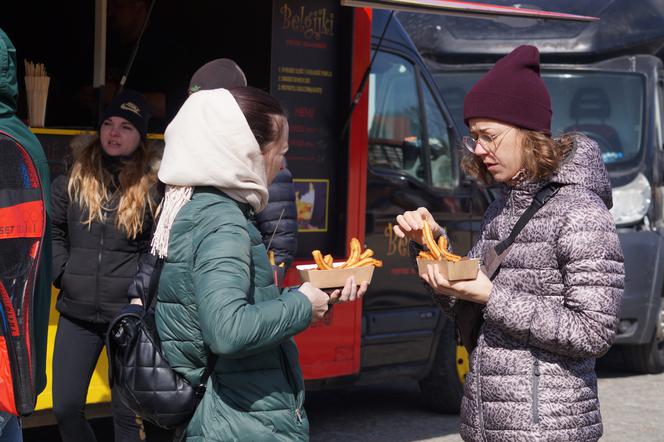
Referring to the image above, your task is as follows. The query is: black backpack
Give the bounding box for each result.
[106,253,217,430]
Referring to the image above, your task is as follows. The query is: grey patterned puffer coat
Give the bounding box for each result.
[433,135,624,441]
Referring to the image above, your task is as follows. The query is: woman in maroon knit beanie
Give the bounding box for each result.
[395,45,624,441]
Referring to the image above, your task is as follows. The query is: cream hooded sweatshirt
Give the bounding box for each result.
[152,88,269,257]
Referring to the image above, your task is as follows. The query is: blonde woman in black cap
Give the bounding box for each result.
[395,45,624,441]
[51,90,160,442]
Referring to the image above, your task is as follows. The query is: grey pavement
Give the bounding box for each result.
[21,369,664,441]
[598,371,664,442]
[307,370,664,442]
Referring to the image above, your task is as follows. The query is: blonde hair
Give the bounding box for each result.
[67,136,160,239]
[462,129,575,185]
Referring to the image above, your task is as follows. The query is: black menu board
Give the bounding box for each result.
[270,0,352,258]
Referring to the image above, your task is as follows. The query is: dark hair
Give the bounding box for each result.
[229,87,287,150]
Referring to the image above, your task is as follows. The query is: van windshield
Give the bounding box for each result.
[434,69,646,166]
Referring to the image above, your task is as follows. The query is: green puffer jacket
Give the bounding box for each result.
[155,187,312,441]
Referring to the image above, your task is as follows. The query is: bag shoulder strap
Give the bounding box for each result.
[196,354,218,397]
[484,182,563,279]
[495,182,563,255]
[146,258,164,309]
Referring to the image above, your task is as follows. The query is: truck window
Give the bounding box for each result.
[433,71,484,134]
[421,80,454,188]
[368,51,426,184]
[545,71,645,165]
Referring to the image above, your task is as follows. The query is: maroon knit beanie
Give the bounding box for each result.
[463,45,552,135]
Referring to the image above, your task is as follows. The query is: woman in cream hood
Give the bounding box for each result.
[153,87,367,441]
[157,87,269,216]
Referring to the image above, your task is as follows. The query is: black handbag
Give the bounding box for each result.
[106,253,217,430]
[456,183,563,354]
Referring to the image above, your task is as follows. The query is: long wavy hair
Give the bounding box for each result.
[462,129,575,185]
[67,135,160,239]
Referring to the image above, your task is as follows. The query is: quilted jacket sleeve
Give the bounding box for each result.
[192,213,312,359]
[484,198,624,359]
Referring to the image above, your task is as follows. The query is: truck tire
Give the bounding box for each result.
[418,320,468,414]
[621,297,664,374]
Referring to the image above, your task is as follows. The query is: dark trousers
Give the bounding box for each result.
[52,315,145,442]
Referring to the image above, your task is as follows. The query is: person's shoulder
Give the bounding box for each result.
[184,192,250,249]
[49,174,71,207]
[554,185,615,231]
[556,183,605,209]
[51,174,69,191]
[188,190,247,226]
[270,167,294,184]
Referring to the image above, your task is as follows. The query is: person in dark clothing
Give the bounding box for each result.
[50,90,160,442]
[189,59,298,277]
[0,28,52,442]
[255,160,298,270]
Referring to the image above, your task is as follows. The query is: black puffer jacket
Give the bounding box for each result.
[255,167,297,268]
[51,167,157,324]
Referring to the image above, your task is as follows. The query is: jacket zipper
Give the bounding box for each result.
[476,343,485,441]
[96,218,105,318]
[532,356,541,424]
[279,346,302,424]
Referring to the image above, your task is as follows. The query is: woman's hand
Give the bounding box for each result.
[130,298,143,306]
[298,282,330,323]
[421,263,493,305]
[327,276,369,305]
[394,207,442,245]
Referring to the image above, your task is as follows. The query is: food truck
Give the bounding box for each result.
[400,0,664,374]
[0,0,594,425]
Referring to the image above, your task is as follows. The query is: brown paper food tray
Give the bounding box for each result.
[416,258,480,281]
[296,263,375,289]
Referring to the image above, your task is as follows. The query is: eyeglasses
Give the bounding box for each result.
[462,127,513,154]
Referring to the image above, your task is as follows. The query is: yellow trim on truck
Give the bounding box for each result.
[29,127,165,140]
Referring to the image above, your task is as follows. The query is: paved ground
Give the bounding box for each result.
[306,369,664,442]
[22,368,664,441]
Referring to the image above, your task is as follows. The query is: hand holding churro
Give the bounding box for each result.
[394,208,462,262]
[393,207,442,245]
